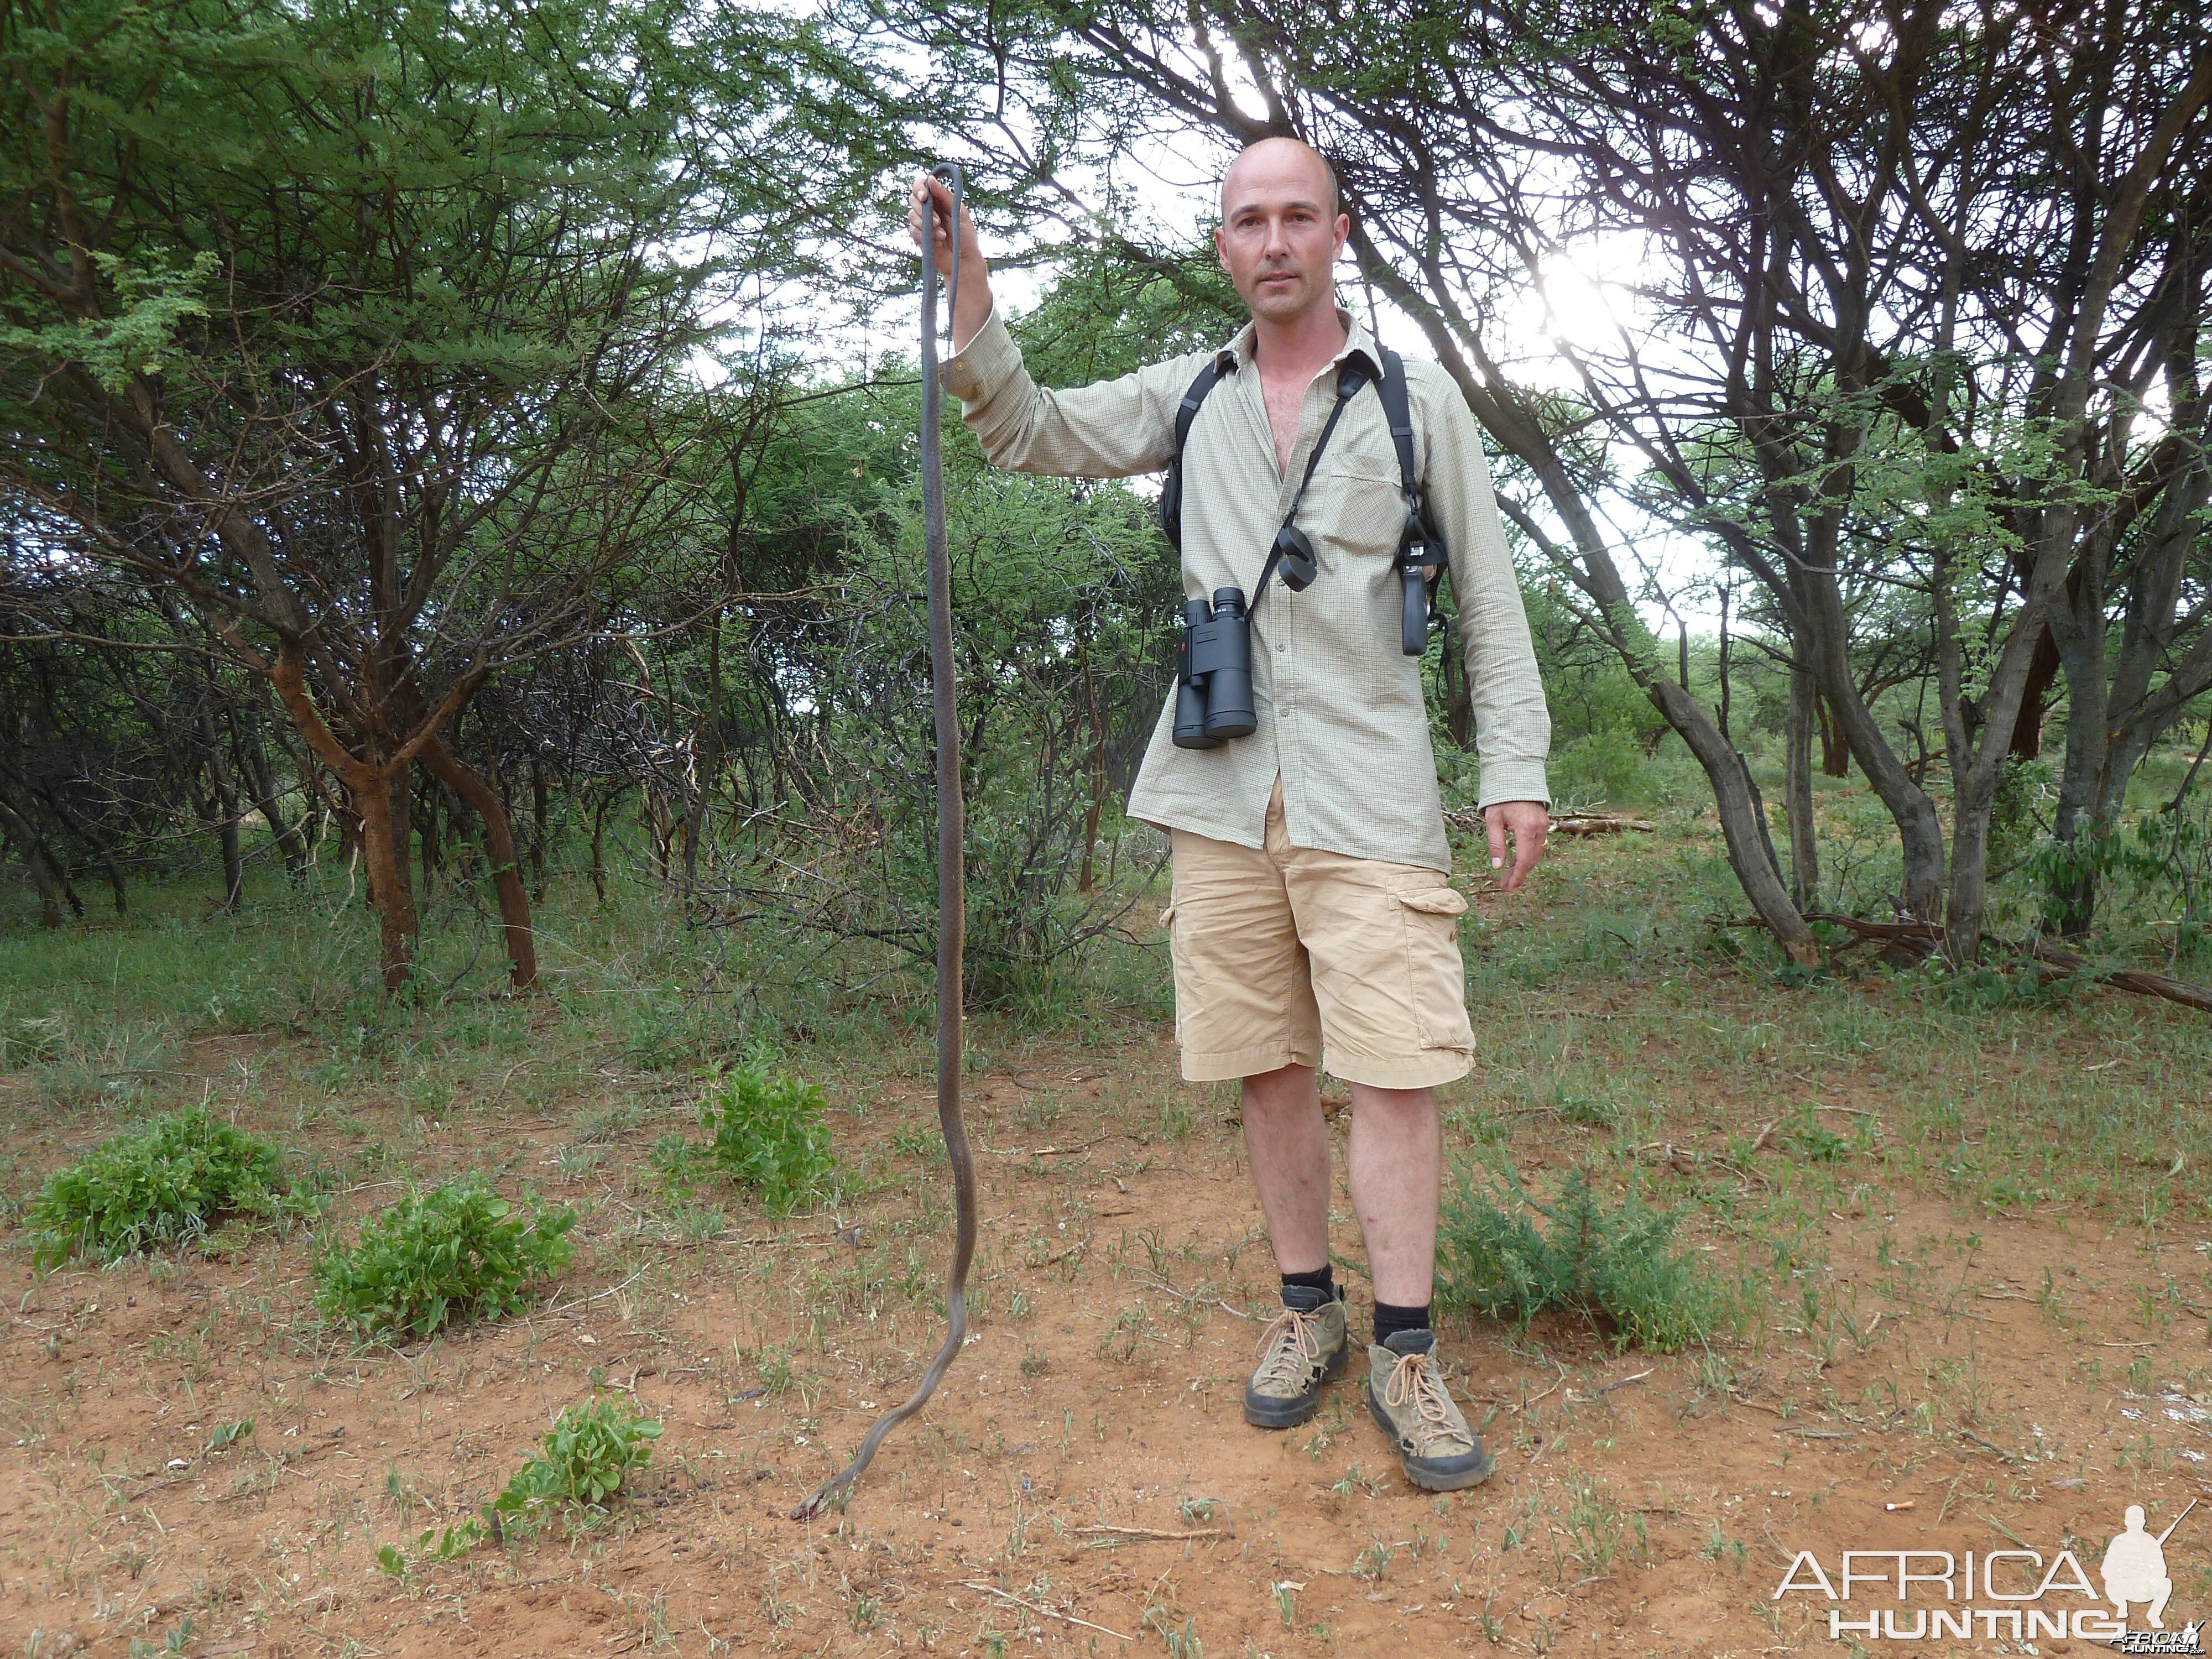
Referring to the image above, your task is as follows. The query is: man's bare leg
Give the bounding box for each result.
[1346,1084,1441,1307]
[1240,1062,1331,1274]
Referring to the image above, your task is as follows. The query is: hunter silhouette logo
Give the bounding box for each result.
[1774,1496,2201,1648]
[2103,1500,2201,1656]
[2105,1500,2192,1626]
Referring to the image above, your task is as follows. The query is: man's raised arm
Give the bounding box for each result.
[907,173,1197,481]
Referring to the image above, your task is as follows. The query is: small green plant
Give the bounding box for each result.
[696,1062,836,1214]
[204,1417,254,1453]
[314,1178,575,1340]
[491,1395,662,1533]
[1434,1156,1720,1352]
[648,1132,706,1192]
[24,1105,297,1266]
[127,1618,192,1657]
[377,1396,662,1569]
[1784,1109,1849,1163]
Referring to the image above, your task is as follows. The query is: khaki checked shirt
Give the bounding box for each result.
[944,304,1551,872]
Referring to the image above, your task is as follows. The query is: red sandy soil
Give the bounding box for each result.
[3,1024,2209,1657]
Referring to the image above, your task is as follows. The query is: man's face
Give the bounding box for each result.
[1215,147,1349,327]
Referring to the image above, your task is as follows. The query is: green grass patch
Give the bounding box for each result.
[1434,1157,1720,1352]
[315,1178,575,1340]
[696,1060,836,1214]
[24,1105,300,1267]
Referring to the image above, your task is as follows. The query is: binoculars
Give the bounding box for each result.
[1173,588,1258,748]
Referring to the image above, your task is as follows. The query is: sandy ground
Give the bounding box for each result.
[3,1004,2210,1657]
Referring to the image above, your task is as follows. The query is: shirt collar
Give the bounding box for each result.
[1216,306,1382,381]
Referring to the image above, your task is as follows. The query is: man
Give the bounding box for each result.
[908,137,1551,1493]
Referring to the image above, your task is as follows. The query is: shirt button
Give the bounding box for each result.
[1274,639,1286,653]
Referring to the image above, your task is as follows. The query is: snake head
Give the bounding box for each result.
[790,1479,851,1522]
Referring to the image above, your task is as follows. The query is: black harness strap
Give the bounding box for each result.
[1158,361,1223,554]
[1379,348,1447,655]
[1160,344,1443,654]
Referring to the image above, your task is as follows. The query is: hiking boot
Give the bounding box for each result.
[1241,1285,1349,1428]
[1366,1329,1494,1491]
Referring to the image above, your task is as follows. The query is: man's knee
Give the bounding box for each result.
[1349,1082,1436,1117]
[1243,1063,1317,1113]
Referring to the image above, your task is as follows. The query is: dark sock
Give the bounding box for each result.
[1281,1264,1337,1302]
[1373,1300,1432,1347]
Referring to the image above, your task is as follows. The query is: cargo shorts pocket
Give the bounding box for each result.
[1393,885,1474,1050]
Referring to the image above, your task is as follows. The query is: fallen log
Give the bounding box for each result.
[1804,913,2212,1017]
[2025,942,2212,1015]
[1445,808,1657,838]
[1550,814,1657,835]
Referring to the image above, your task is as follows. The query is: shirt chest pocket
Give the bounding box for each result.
[1308,457,1408,560]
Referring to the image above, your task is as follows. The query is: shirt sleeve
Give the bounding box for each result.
[1417,367,1553,808]
[942,304,1198,479]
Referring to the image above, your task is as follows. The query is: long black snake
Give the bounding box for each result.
[794,164,978,1522]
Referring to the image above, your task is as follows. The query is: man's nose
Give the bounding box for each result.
[1262,214,1293,258]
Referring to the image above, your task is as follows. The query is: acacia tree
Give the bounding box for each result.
[0,0,736,988]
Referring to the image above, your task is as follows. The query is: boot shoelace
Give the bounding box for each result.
[1382,1350,1465,1444]
[1252,1305,1325,1385]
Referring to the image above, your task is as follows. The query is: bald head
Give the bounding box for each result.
[1222,137,1339,221]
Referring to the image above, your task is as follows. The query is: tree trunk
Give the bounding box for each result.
[98,850,127,914]
[198,711,246,913]
[422,737,538,988]
[589,790,609,904]
[2009,625,2060,761]
[1077,638,1106,891]
[530,758,549,901]
[1944,760,2002,965]
[354,769,418,994]
[1813,695,1850,778]
[231,709,307,881]
[1443,607,1475,750]
[682,773,703,890]
[417,769,441,892]
[0,794,67,928]
[24,848,66,928]
[2046,620,2110,938]
[1647,679,1819,967]
[1786,666,1820,910]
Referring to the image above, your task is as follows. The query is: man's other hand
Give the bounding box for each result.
[1483,801,1548,893]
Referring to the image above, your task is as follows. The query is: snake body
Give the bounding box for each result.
[794,166,977,1522]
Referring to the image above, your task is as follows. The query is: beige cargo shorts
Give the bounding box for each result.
[1161,778,1475,1089]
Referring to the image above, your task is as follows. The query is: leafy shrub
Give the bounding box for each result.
[315,1179,574,1340]
[492,1395,662,1529]
[697,1062,836,1214]
[1434,1158,1719,1352]
[24,1105,296,1267]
